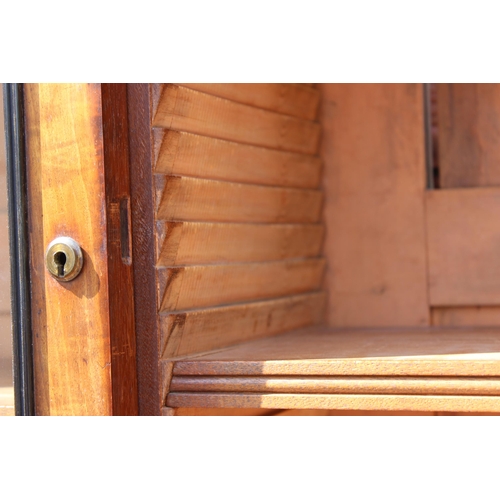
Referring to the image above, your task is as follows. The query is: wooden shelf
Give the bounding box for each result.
[166,326,500,412]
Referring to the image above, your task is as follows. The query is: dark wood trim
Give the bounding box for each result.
[4,83,35,415]
[127,84,160,415]
[101,84,139,415]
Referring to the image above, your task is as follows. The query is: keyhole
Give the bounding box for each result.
[54,251,67,278]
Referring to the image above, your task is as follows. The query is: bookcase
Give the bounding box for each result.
[151,84,500,416]
[23,83,500,415]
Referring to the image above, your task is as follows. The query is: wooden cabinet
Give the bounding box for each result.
[22,83,500,415]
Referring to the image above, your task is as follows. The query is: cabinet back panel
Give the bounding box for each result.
[320,84,430,327]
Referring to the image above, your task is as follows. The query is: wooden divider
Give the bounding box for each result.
[320,84,430,327]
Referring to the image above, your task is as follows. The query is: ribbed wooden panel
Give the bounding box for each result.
[158,258,325,312]
[157,222,324,266]
[160,292,326,358]
[152,84,326,365]
[155,131,322,188]
[153,85,320,154]
[157,176,323,223]
[178,83,320,120]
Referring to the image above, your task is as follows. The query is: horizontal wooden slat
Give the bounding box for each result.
[426,188,500,306]
[157,176,323,224]
[170,376,500,396]
[160,292,326,358]
[153,85,320,154]
[178,84,320,120]
[155,131,322,188]
[432,307,500,327]
[159,258,325,312]
[170,407,275,416]
[166,392,500,412]
[173,326,500,377]
[157,222,324,266]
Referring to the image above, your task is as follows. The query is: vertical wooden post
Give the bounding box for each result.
[101,84,138,415]
[25,84,139,415]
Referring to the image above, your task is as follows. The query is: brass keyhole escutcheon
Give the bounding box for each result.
[45,237,83,282]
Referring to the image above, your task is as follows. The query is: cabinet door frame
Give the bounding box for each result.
[19,83,152,415]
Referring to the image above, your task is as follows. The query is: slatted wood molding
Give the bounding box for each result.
[166,393,500,413]
[170,376,500,396]
[160,292,326,358]
[155,131,322,188]
[156,176,323,223]
[158,258,325,312]
[153,85,321,154]
[177,83,320,120]
[157,222,324,266]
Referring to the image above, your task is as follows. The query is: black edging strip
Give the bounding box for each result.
[423,83,434,190]
[3,83,34,416]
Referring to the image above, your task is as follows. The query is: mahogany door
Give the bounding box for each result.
[23,84,147,416]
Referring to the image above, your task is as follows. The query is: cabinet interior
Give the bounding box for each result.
[151,84,500,414]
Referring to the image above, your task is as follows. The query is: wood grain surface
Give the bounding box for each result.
[173,326,500,377]
[155,130,322,188]
[153,85,321,154]
[178,83,320,120]
[166,392,500,412]
[437,84,500,188]
[128,84,161,415]
[156,176,323,224]
[160,292,326,358]
[157,222,324,266]
[159,258,325,312]
[426,188,500,306]
[25,84,112,415]
[101,84,138,415]
[170,375,500,395]
[320,84,429,327]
